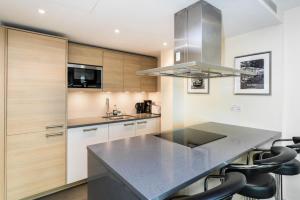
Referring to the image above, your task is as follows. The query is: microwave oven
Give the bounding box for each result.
[68,63,103,88]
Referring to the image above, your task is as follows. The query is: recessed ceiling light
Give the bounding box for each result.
[163,42,168,46]
[38,9,46,14]
[114,29,120,34]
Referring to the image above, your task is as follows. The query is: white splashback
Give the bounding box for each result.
[68,91,160,119]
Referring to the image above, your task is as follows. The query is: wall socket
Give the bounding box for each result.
[231,105,241,112]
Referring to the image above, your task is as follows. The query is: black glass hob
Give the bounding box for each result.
[154,128,227,148]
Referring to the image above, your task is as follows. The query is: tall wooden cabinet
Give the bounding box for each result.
[0,27,6,200]
[5,29,67,200]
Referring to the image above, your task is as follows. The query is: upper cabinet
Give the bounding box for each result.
[123,54,142,92]
[103,51,124,92]
[140,57,158,92]
[7,29,67,135]
[68,43,103,66]
[68,42,158,92]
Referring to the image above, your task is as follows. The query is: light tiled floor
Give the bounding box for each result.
[37,184,87,200]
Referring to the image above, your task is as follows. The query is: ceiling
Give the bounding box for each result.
[0,0,300,57]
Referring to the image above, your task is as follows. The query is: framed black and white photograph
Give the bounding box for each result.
[234,51,271,95]
[187,78,209,94]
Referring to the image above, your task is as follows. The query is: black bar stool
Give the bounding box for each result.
[168,172,246,200]
[252,139,300,200]
[206,146,297,200]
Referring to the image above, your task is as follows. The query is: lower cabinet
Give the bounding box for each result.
[66,118,160,184]
[7,131,66,200]
[67,124,108,184]
[136,118,160,136]
[109,121,136,141]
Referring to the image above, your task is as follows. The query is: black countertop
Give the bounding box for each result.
[68,113,161,128]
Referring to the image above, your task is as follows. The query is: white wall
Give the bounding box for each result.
[183,25,284,131]
[281,7,300,200]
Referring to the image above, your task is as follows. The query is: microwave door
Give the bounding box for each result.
[68,65,102,88]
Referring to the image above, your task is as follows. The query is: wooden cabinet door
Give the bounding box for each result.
[7,30,67,135]
[68,43,103,66]
[103,51,124,92]
[7,131,66,200]
[109,121,136,141]
[67,124,108,184]
[123,55,141,92]
[140,57,158,92]
[0,27,5,200]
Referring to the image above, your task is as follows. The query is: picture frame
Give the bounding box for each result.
[187,78,209,94]
[234,51,271,95]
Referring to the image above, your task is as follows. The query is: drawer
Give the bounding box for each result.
[67,124,108,184]
[109,121,136,141]
[136,118,160,136]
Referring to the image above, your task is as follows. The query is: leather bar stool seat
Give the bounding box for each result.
[239,173,276,199]
[253,152,300,176]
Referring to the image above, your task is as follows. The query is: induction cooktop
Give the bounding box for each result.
[154,128,227,148]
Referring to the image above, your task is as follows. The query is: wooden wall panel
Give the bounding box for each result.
[0,27,6,200]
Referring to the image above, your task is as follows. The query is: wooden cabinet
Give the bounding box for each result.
[103,51,124,92]
[140,57,158,92]
[109,121,136,141]
[5,29,67,200]
[123,54,141,92]
[68,42,158,92]
[136,118,160,136]
[0,27,5,200]
[67,124,108,184]
[68,43,103,66]
[7,131,66,200]
[6,29,67,136]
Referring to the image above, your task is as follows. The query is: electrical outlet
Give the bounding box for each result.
[231,105,241,112]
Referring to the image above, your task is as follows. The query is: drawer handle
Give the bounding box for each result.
[83,128,98,132]
[46,132,64,137]
[46,124,64,129]
[137,121,147,124]
[124,123,135,126]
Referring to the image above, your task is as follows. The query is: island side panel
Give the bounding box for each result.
[88,150,141,200]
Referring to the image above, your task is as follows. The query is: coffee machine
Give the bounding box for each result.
[143,100,152,113]
[135,102,144,114]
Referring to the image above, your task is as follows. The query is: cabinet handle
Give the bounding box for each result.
[124,123,135,126]
[46,124,64,129]
[83,128,98,132]
[137,121,147,124]
[46,132,64,137]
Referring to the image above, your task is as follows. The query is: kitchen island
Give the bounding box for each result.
[87,122,280,200]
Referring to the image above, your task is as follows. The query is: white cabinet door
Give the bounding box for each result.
[136,118,160,136]
[109,121,136,141]
[67,124,108,184]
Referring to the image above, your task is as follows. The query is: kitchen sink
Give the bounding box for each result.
[102,115,135,120]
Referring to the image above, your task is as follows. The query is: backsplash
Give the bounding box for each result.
[68,91,161,119]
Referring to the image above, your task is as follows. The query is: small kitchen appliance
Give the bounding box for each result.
[68,63,102,88]
[135,102,144,114]
[143,100,152,113]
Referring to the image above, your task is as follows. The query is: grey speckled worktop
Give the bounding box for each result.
[67,113,160,128]
[87,122,281,200]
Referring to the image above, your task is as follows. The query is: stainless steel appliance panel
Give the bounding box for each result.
[174,9,188,64]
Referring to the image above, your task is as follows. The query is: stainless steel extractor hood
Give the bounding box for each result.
[137,0,256,78]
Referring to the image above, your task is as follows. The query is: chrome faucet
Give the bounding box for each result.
[105,98,110,116]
